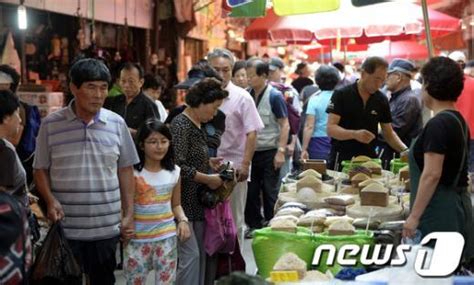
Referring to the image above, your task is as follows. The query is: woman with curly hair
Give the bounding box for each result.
[403,57,474,264]
[170,78,228,285]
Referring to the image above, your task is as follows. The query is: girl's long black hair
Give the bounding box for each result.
[134,118,175,172]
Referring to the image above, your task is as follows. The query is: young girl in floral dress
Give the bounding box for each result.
[124,119,190,284]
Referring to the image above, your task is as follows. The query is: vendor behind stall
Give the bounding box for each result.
[326,56,407,170]
[403,56,474,264]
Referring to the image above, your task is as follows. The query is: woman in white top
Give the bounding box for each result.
[143,74,168,122]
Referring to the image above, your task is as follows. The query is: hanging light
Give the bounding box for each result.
[18,1,27,30]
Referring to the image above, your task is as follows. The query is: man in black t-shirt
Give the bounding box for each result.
[104,62,160,137]
[326,57,407,170]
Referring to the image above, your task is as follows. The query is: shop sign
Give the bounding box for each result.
[312,232,464,277]
[223,0,267,18]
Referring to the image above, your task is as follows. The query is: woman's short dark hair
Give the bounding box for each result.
[232,60,247,77]
[361,56,388,74]
[134,119,175,172]
[69,58,111,88]
[315,65,340,91]
[0,65,20,92]
[0,90,20,124]
[143,74,164,90]
[185,78,228,107]
[421,56,464,102]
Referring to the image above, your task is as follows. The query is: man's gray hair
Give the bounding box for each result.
[207,48,235,67]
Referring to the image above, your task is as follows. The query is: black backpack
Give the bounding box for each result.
[0,190,29,284]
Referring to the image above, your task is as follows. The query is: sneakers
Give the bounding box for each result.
[245,220,270,239]
[244,228,255,239]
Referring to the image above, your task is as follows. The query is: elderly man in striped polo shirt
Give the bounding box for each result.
[33,58,139,285]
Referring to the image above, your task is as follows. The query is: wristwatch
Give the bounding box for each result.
[177,217,189,224]
[278,146,286,153]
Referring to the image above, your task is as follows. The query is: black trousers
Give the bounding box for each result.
[245,149,280,229]
[67,236,119,285]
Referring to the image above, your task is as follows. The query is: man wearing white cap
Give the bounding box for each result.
[449,51,474,178]
[379,59,422,167]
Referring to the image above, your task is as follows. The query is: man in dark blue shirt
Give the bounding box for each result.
[379,59,422,168]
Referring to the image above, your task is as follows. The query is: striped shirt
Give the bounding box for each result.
[33,101,139,241]
[133,166,180,242]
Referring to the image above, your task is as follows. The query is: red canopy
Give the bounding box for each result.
[367,40,437,60]
[245,2,460,44]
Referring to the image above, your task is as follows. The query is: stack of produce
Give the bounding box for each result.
[324,195,356,216]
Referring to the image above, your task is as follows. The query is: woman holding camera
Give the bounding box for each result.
[170,78,227,285]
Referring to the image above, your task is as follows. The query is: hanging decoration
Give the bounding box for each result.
[1,32,21,75]
[75,0,89,50]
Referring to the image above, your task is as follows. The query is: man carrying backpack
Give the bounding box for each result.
[267,57,302,181]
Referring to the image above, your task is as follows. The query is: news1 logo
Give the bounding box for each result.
[312,232,465,277]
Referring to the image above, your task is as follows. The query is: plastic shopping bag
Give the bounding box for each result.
[204,200,237,256]
[30,223,81,285]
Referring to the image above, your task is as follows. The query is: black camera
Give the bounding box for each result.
[199,162,236,208]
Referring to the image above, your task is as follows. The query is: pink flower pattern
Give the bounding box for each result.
[124,238,177,284]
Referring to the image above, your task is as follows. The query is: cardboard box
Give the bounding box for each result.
[360,190,389,207]
[18,92,64,107]
[301,159,327,174]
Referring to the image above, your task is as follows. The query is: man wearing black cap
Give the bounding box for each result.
[291,62,314,94]
[268,57,302,113]
[379,58,422,167]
